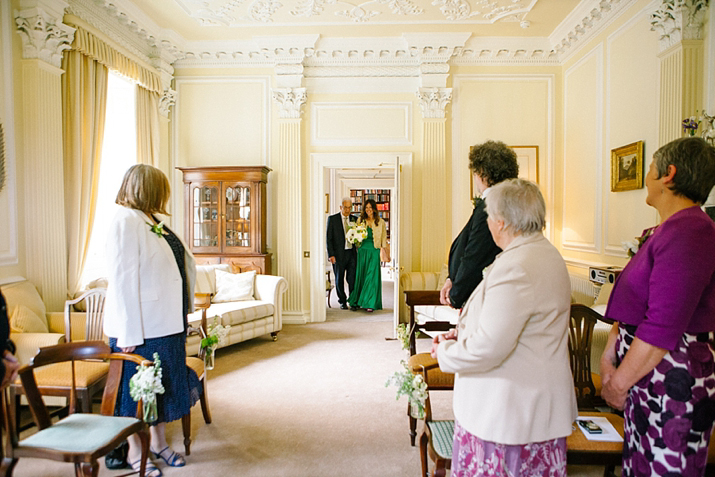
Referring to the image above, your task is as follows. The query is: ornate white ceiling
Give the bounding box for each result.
[172,0,538,26]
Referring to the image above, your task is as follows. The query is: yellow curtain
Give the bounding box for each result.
[136,86,160,167]
[62,49,109,296]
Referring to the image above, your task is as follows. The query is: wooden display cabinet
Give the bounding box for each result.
[178,166,272,274]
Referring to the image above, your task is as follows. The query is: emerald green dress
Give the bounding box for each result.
[348,226,382,310]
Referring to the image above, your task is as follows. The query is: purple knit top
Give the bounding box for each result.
[604,206,715,350]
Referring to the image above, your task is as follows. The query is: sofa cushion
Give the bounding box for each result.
[1,280,47,322]
[189,301,275,328]
[414,305,460,325]
[213,269,256,303]
[195,264,231,295]
[10,304,48,333]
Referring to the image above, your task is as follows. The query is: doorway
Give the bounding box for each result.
[310,153,412,335]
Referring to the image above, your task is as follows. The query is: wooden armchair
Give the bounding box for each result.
[181,292,213,455]
[0,341,150,477]
[10,288,109,431]
[403,291,454,357]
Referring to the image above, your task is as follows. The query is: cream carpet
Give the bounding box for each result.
[12,317,615,477]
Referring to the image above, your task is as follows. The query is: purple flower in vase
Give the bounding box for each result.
[683,117,700,136]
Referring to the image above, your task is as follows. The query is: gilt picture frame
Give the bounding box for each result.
[469,145,539,199]
[611,141,644,192]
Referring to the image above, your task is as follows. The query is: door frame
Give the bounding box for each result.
[310,152,412,327]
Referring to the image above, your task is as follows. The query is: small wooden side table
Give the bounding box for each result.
[567,411,623,477]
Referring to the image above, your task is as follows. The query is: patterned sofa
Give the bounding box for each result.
[186,264,288,355]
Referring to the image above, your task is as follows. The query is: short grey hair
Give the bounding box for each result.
[341,197,352,205]
[485,178,545,235]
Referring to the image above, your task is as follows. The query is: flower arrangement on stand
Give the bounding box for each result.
[386,360,429,419]
[682,110,715,146]
[345,223,368,247]
[200,317,231,370]
[129,352,165,423]
[396,323,411,352]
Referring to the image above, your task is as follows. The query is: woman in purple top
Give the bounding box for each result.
[600,137,715,477]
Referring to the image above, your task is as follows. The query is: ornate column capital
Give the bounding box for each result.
[272,88,307,119]
[15,0,74,68]
[417,88,452,119]
[159,88,177,118]
[651,0,709,52]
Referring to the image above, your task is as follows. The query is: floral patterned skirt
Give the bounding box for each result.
[451,420,567,477]
[617,323,715,477]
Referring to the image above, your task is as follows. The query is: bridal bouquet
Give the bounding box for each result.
[346,223,368,247]
[200,317,231,370]
[129,352,165,423]
[385,360,429,419]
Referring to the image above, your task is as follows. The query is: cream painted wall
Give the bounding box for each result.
[558,0,662,275]
[0,0,24,281]
[451,74,553,244]
[175,79,269,167]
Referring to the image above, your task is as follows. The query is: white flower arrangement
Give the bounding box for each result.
[200,317,231,370]
[396,323,411,351]
[129,352,165,423]
[385,360,429,419]
[621,239,639,258]
[345,223,368,246]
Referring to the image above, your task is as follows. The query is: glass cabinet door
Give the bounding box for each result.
[191,183,220,251]
[224,183,252,251]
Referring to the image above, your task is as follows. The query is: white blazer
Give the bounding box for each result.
[437,233,577,445]
[104,207,196,348]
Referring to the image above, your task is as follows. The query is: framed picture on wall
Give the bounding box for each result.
[469,145,539,199]
[611,141,644,192]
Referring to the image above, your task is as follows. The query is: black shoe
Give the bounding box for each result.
[340,303,348,310]
[350,306,359,311]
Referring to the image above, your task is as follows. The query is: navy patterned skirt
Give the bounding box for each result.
[617,323,715,477]
[110,332,201,425]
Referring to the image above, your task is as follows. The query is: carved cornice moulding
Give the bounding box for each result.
[273,88,307,118]
[651,0,709,52]
[15,2,75,68]
[548,0,635,62]
[58,0,664,73]
[159,87,177,118]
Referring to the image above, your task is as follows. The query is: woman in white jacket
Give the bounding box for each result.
[105,164,199,477]
[432,179,577,476]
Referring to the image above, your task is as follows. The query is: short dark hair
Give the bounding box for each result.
[468,140,519,187]
[653,137,715,204]
[115,164,171,215]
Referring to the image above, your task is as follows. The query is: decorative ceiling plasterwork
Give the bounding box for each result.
[174,0,536,25]
[547,0,634,62]
[650,0,709,52]
[62,0,649,74]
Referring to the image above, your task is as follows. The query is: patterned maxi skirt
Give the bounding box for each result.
[617,323,715,477]
[451,420,567,477]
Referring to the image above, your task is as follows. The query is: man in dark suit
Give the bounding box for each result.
[440,140,519,309]
[327,198,358,309]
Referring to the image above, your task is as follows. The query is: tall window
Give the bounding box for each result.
[79,72,137,287]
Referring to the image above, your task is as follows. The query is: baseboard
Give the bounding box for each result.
[282,312,307,325]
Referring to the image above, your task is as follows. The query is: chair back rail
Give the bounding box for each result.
[64,287,107,343]
[568,304,600,409]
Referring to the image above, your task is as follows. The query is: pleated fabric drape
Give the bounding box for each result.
[136,85,160,167]
[62,49,109,297]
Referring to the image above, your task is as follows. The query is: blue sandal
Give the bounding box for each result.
[152,446,186,467]
[129,457,162,477]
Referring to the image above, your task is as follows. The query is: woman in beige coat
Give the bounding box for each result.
[432,179,577,476]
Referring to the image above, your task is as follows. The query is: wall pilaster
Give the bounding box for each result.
[15,0,74,310]
[272,88,306,318]
[652,0,709,145]
[417,88,451,271]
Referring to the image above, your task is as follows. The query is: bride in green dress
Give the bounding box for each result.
[348,199,387,312]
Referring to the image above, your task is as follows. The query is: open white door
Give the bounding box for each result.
[391,156,401,338]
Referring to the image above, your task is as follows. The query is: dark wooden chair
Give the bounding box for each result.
[182,293,214,455]
[403,290,454,357]
[0,341,150,477]
[416,357,454,477]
